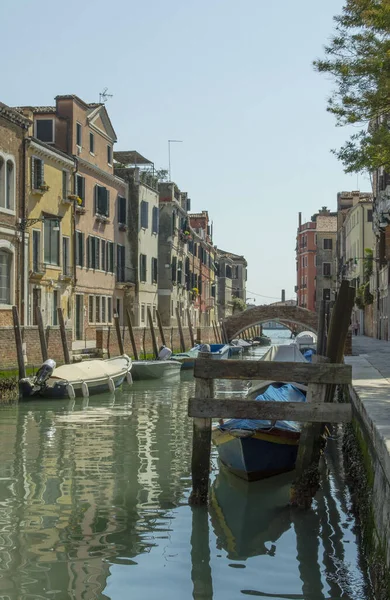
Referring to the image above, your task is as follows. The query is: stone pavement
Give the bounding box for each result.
[352,335,390,380]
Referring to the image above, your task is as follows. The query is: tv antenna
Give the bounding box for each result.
[99,88,113,103]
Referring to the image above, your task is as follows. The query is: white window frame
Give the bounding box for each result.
[0,153,16,215]
[88,294,95,324]
[34,118,55,144]
[140,304,145,323]
[0,240,15,309]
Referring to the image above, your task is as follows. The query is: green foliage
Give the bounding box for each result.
[356,281,373,308]
[314,0,390,173]
[232,297,246,313]
[363,248,374,282]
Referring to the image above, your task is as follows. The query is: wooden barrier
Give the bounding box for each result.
[57,307,71,364]
[176,307,186,352]
[126,309,139,360]
[36,306,48,362]
[187,308,195,347]
[114,314,124,356]
[156,310,166,347]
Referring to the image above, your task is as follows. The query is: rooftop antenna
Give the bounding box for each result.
[99,88,113,103]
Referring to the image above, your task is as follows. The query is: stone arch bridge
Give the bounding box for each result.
[223,305,318,341]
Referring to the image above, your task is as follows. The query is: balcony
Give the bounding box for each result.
[205,297,215,309]
[30,262,46,279]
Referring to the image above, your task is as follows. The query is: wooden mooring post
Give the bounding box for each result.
[188,358,352,506]
[189,349,214,505]
[126,309,139,360]
[57,307,71,364]
[35,306,48,362]
[12,306,26,380]
[186,308,195,348]
[156,309,167,347]
[147,307,159,359]
[114,314,125,356]
[176,307,186,352]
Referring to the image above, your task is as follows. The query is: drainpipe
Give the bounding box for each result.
[20,134,28,325]
[72,156,78,288]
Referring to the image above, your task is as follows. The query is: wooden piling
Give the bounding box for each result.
[170,327,174,352]
[189,349,214,505]
[196,327,201,345]
[147,307,159,359]
[35,305,48,362]
[176,307,186,352]
[57,307,71,364]
[126,309,139,360]
[12,306,26,380]
[212,321,219,343]
[107,325,111,359]
[216,322,222,343]
[142,327,146,360]
[114,314,124,356]
[316,300,326,356]
[187,308,195,347]
[156,309,166,347]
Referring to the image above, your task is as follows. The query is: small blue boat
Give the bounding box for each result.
[212,383,307,481]
[172,343,231,369]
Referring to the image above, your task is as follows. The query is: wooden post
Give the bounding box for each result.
[142,328,146,359]
[187,308,195,347]
[12,306,26,380]
[147,307,159,359]
[57,307,71,364]
[126,309,139,360]
[212,321,219,343]
[176,307,186,352]
[215,322,222,343]
[170,327,174,352]
[114,314,124,355]
[196,327,201,345]
[156,309,166,347]
[35,306,48,362]
[107,325,111,359]
[190,506,213,599]
[316,300,326,356]
[189,349,214,505]
[221,321,229,344]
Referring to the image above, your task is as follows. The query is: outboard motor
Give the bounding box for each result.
[35,359,56,386]
[158,346,172,361]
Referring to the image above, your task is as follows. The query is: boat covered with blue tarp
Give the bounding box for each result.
[212,382,307,481]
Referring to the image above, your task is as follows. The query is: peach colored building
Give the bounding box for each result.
[296,213,316,311]
[18,96,127,340]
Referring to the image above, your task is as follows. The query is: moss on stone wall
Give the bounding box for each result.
[343,420,390,599]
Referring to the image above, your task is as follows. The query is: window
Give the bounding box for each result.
[63,237,70,276]
[107,297,112,323]
[44,219,60,265]
[95,185,110,217]
[152,206,159,234]
[32,230,41,272]
[323,239,333,250]
[225,265,232,279]
[177,260,183,285]
[96,296,101,323]
[107,145,112,165]
[4,160,14,211]
[117,244,125,281]
[323,262,332,276]
[172,256,177,283]
[118,196,126,224]
[89,132,95,154]
[62,171,68,200]
[36,119,54,143]
[32,157,44,190]
[0,249,11,305]
[151,257,158,283]
[211,284,216,298]
[140,254,147,282]
[232,265,239,279]
[75,174,85,205]
[75,231,84,267]
[102,296,106,323]
[76,123,82,147]
[95,238,100,270]
[108,242,114,273]
[141,201,149,229]
[141,304,145,323]
[101,240,107,271]
[88,236,97,269]
[53,290,58,325]
[89,296,94,323]
[368,209,373,222]
[323,288,331,301]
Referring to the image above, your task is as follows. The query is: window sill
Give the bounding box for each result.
[0,207,15,216]
[44,264,61,271]
[90,152,95,157]
[32,188,46,196]
[0,303,13,310]
[76,206,86,214]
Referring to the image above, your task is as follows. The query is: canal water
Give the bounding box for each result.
[0,329,374,599]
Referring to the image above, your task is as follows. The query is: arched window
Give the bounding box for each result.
[0,249,12,305]
[6,160,14,210]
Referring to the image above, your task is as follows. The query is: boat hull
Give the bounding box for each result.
[212,428,299,481]
[131,360,182,380]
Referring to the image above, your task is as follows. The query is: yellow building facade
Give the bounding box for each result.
[26,138,75,327]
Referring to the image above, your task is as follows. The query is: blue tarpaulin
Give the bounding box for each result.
[219,384,306,434]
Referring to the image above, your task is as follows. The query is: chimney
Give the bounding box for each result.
[298,212,302,228]
[281,289,286,302]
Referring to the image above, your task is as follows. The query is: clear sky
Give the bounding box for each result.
[2,0,370,304]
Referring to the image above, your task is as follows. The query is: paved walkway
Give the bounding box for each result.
[71,340,96,352]
[352,335,390,380]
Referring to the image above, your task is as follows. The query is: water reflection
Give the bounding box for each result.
[0,337,374,600]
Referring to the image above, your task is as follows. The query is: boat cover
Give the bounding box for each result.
[262,344,308,363]
[219,383,306,434]
[51,358,129,382]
